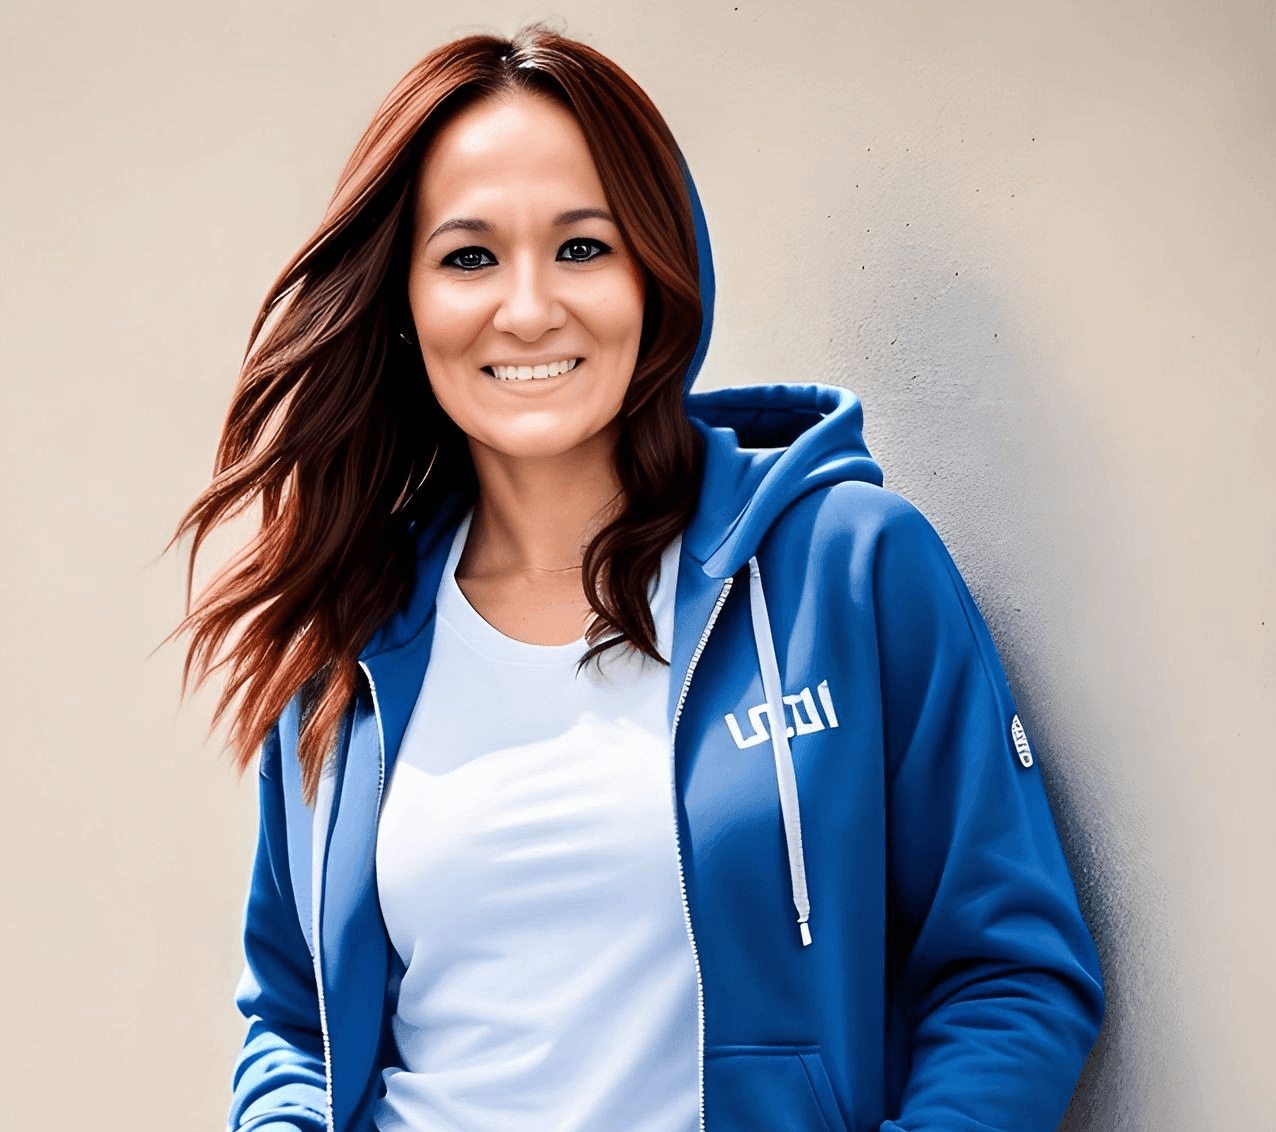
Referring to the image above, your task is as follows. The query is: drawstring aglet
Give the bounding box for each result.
[799,919,812,947]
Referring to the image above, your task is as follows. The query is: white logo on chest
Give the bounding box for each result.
[724,679,840,749]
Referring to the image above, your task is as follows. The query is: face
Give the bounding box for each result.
[407,92,645,464]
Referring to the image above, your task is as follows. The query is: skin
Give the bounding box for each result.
[407,91,646,646]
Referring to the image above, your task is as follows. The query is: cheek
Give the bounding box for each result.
[584,272,646,356]
[409,276,486,371]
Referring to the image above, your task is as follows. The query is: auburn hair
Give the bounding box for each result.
[171,25,705,802]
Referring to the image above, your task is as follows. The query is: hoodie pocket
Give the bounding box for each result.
[704,1045,852,1132]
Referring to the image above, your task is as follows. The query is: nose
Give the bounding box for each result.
[491,254,567,342]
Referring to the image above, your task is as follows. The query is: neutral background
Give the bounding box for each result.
[2,1,1271,1129]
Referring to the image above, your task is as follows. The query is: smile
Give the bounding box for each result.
[483,357,581,382]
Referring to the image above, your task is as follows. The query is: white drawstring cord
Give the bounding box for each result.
[747,557,812,946]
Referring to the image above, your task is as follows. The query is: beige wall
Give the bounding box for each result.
[2,1,1271,1128]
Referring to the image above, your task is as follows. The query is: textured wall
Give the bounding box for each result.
[2,1,1271,1129]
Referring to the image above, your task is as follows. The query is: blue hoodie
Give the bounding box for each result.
[229,168,1104,1132]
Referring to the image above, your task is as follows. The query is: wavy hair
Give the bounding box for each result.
[171,25,705,802]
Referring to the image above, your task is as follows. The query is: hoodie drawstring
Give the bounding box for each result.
[746,557,812,947]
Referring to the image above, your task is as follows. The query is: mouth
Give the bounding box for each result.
[481,357,582,382]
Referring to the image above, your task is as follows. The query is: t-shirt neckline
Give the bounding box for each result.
[439,510,589,667]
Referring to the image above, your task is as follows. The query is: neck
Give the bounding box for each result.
[461,427,623,578]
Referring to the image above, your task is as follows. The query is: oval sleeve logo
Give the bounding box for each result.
[1010,714,1034,768]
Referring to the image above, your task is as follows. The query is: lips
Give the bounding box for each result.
[482,357,582,382]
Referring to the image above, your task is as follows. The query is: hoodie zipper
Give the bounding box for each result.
[311,664,387,1132]
[669,576,735,1132]
[311,771,337,1132]
[357,659,390,830]
[313,939,334,1132]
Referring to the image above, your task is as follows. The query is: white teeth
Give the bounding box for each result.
[489,358,580,381]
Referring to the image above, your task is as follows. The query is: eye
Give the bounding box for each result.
[442,246,496,271]
[557,237,611,264]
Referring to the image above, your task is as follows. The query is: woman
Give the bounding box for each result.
[176,24,1104,1132]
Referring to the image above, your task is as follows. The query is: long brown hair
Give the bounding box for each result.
[172,25,704,802]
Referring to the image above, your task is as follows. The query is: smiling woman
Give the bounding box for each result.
[173,22,1104,1132]
[174,26,704,803]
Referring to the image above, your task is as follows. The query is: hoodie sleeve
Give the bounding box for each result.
[227,722,329,1132]
[871,499,1103,1132]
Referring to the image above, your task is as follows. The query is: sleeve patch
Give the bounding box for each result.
[1010,714,1034,768]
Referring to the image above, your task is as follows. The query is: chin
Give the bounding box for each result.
[472,421,615,463]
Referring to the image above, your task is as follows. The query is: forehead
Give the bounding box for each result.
[415,92,608,221]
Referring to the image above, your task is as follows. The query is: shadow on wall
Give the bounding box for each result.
[821,161,1190,1132]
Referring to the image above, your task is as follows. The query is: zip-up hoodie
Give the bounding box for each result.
[229,167,1104,1132]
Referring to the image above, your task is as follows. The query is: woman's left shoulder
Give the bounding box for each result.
[766,483,997,662]
[776,480,954,571]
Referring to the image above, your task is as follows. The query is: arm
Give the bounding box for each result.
[228,722,329,1132]
[874,501,1103,1132]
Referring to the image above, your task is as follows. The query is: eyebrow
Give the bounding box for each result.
[425,217,492,245]
[553,207,614,227]
[424,207,615,246]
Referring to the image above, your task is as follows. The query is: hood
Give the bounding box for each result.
[676,161,883,578]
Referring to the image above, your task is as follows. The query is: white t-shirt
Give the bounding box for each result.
[374,513,698,1132]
